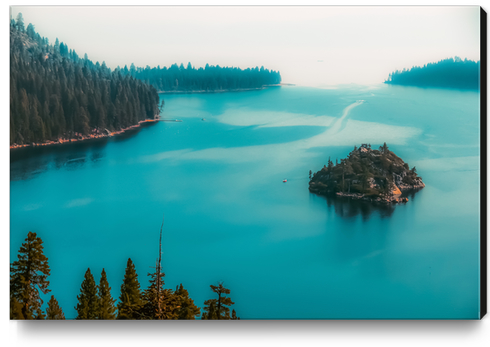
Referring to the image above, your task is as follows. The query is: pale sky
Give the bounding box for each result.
[9,6,480,87]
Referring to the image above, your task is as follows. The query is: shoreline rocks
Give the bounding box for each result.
[10,117,160,150]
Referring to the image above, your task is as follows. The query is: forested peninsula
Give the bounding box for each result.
[10,14,283,148]
[10,15,161,148]
[120,63,282,93]
[385,57,479,90]
[309,144,425,204]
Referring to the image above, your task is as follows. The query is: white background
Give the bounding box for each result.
[2,0,489,346]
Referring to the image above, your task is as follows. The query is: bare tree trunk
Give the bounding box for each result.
[156,215,164,319]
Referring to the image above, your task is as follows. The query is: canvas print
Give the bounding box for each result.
[9,6,484,320]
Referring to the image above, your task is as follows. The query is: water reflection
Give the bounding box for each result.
[322,188,424,220]
[9,125,152,181]
[325,196,396,220]
[10,139,108,181]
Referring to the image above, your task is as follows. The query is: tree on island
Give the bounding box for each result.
[309,143,424,201]
[75,268,99,319]
[10,231,51,320]
[201,282,238,320]
[97,268,117,319]
[46,295,65,320]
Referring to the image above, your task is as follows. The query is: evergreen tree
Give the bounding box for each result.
[10,297,24,320]
[10,21,159,146]
[231,309,239,320]
[75,268,99,320]
[175,283,201,320]
[117,258,143,319]
[140,271,181,320]
[10,231,51,320]
[97,268,116,319]
[46,295,65,320]
[202,282,236,320]
[16,13,24,32]
[202,300,216,320]
[35,307,46,320]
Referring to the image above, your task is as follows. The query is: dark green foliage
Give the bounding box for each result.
[121,63,281,92]
[10,297,25,320]
[75,268,99,320]
[202,283,236,320]
[15,13,24,32]
[309,143,424,197]
[231,309,239,320]
[46,295,65,320]
[35,307,46,320]
[117,258,144,319]
[10,231,51,320]
[10,17,159,145]
[202,301,216,320]
[175,283,201,320]
[139,274,179,320]
[98,269,116,320]
[385,57,479,90]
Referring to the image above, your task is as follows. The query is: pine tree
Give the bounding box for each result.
[15,13,24,32]
[140,272,181,320]
[202,300,217,320]
[10,231,51,320]
[231,309,239,320]
[175,283,200,320]
[10,297,24,320]
[46,295,65,320]
[202,282,236,320]
[35,307,46,320]
[117,258,143,319]
[75,268,99,319]
[97,268,116,319]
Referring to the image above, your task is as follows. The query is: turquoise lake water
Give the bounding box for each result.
[10,84,481,319]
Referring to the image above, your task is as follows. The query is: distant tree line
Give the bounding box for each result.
[10,231,239,320]
[118,62,282,92]
[385,57,479,90]
[10,13,160,146]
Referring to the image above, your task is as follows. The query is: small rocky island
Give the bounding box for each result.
[309,143,425,203]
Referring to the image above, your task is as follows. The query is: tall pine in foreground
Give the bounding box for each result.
[10,231,51,320]
[75,268,99,319]
[46,295,65,320]
[138,217,182,320]
[98,268,116,319]
[201,282,238,320]
[117,258,144,319]
[140,271,181,320]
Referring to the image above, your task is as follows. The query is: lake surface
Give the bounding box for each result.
[10,84,481,319]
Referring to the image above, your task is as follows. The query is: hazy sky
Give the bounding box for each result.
[10,6,480,86]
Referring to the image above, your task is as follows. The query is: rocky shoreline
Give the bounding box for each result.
[10,117,160,150]
[333,182,425,204]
